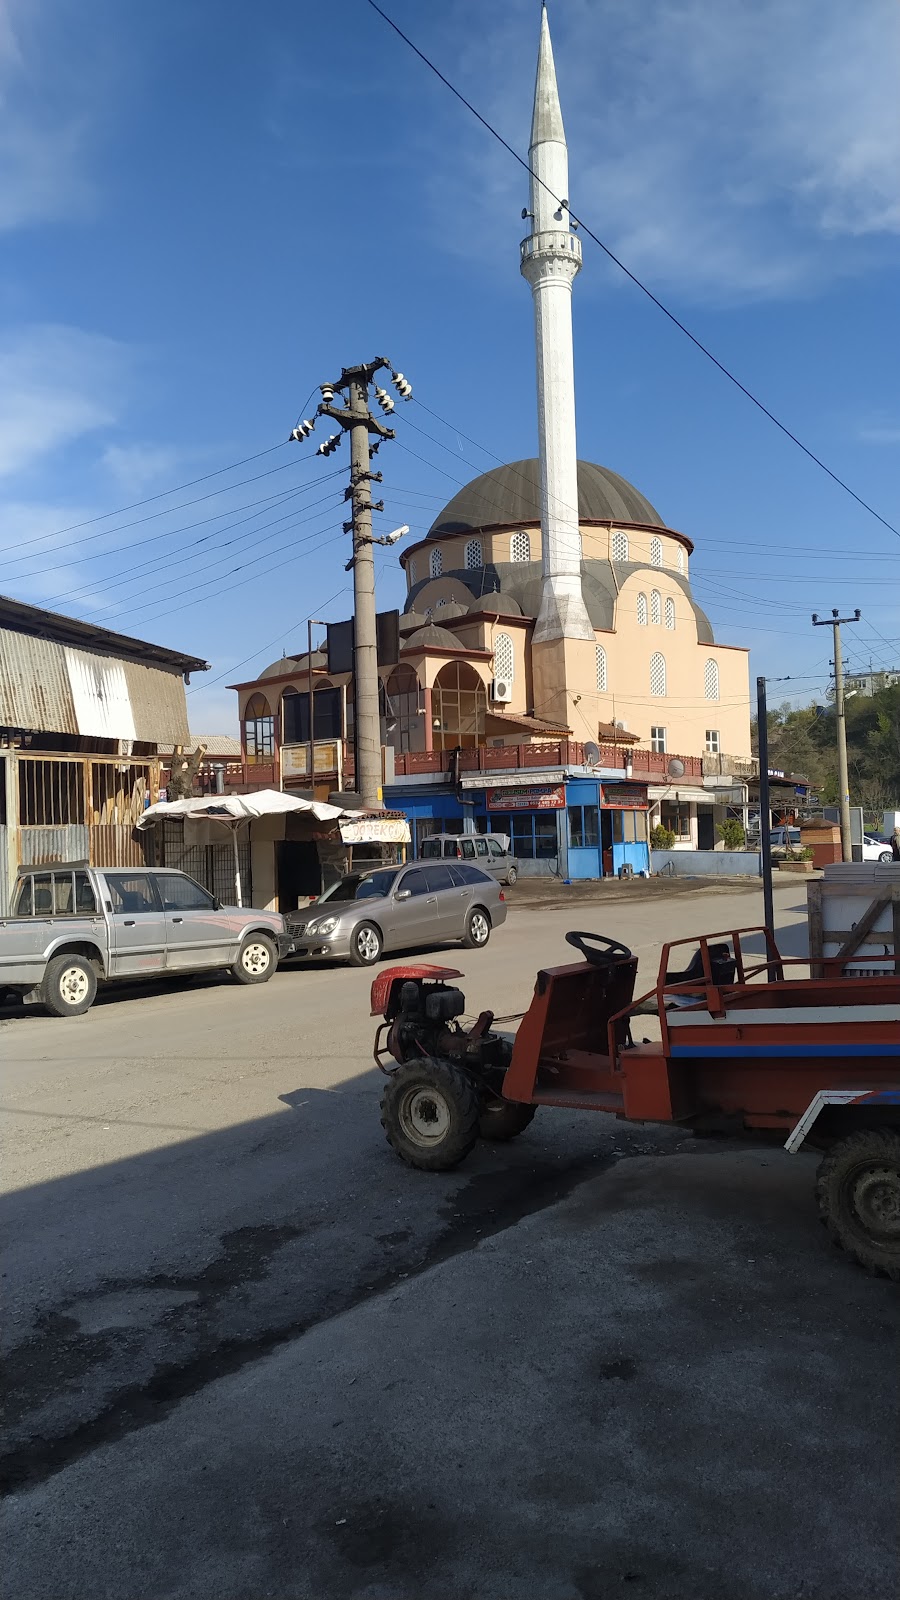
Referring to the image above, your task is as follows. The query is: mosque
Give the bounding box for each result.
[233,6,752,887]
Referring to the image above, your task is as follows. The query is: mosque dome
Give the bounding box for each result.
[402,623,463,651]
[427,459,665,537]
[467,593,523,617]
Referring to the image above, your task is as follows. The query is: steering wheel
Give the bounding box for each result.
[565,931,633,967]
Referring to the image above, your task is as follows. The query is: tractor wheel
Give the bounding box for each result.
[380,1057,480,1171]
[815,1128,900,1281]
[478,1097,537,1142]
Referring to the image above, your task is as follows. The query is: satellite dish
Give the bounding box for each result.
[583,741,601,769]
[667,758,686,778]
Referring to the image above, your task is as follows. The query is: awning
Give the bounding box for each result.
[138,788,346,826]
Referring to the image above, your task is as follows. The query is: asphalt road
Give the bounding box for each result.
[2,880,897,1599]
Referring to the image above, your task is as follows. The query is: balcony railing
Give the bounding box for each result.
[391,742,705,782]
[701,753,759,779]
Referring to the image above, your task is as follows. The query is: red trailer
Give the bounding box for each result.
[372,928,900,1279]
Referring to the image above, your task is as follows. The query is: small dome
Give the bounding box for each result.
[468,592,523,617]
[428,458,664,536]
[432,600,468,620]
[260,655,302,678]
[398,610,429,635]
[402,624,463,651]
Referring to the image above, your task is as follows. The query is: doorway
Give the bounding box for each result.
[697,809,715,851]
[276,840,321,912]
[600,810,614,877]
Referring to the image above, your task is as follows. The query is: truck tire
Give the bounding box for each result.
[380,1057,480,1171]
[816,1128,900,1281]
[232,933,277,984]
[462,906,491,949]
[478,1097,536,1142]
[42,954,98,1017]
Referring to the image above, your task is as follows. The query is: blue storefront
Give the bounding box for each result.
[384,773,650,880]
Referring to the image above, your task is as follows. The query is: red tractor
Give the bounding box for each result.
[371,929,900,1279]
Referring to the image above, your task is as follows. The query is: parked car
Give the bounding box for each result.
[0,864,289,1017]
[768,827,802,852]
[419,832,519,885]
[284,861,508,967]
[862,835,894,863]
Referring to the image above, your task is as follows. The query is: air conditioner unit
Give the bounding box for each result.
[490,678,513,704]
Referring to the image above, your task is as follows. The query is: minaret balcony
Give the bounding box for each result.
[520,230,583,268]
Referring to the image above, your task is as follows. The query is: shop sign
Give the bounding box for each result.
[281,740,342,778]
[339,817,411,844]
[600,783,649,809]
[486,783,565,812]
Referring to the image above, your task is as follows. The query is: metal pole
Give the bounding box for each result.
[756,675,774,938]
[812,608,859,864]
[232,825,243,908]
[307,616,315,798]
[348,374,382,809]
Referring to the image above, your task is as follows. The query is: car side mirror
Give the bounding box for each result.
[395,888,412,901]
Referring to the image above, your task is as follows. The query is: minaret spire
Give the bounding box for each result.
[520,3,592,649]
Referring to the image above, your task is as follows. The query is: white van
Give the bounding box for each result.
[419,833,518,885]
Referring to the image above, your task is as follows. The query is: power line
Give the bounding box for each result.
[366,0,900,543]
[187,583,352,693]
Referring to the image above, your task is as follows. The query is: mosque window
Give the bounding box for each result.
[595,645,607,693]
[651,589,661,626]
[464,537,482,570]
[651,536,663,568]
[650,652,667,698]
[665,596,676,631]
[636,592,648,627]
[493,632,515,682]
[510,530,531,562]
[704,659,720,701]
[407,558,417,586]
[676,547,685,575]
[611,531,629,563]
[429,546,443,578]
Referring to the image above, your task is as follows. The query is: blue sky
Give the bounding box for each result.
[1,0,898,734]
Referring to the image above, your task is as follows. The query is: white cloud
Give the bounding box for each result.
[0,323,127,480]
[437,0,900,300]
[0,0,94,231]
[858,425,900,445]
[101,444,184,496]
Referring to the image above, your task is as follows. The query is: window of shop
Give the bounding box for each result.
[510,530,531,562]
[429,546,443,578]
[464,537,482,569]
[481,811,557,859]
[610,810,649,843]
[650,725,667,753]
[567,803,599,848]
[611,531,629,563]
[431,662,487,751]
[661,804,691,839]
[243,693,275,763]
[705,729,720,754]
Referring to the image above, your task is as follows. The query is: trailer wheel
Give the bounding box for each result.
[478,1097,537,1141]
[380,1057,480,1171]
[816,1129,900,1281]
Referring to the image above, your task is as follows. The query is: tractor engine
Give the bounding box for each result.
[371,967,512,1086]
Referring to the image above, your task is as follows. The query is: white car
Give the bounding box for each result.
[862,834,894,863]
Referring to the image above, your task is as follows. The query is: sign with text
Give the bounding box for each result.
[486,783,565,812]
[600,783,649,809]
[281,740,342,778]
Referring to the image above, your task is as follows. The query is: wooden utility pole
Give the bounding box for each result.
[812,608,860,863]
[318,359,397,809]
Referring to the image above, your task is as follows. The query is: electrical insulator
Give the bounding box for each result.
[320,383,335,403]
[374,386,395,415]
[289,419,315,442]
[316,433,342,457]
[391,371,413,400]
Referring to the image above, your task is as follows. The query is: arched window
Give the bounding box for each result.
[432,662,487,751]
[384,664,421,753]
[407,557,417,586]
[493,631,515,682]
[650,536,663,568]
[665,596,676,631]
[650,652,667,698]
[676,547,685,575]
[636,592,648,626]
[510,530,531,562]
[429,546,443,578]
[464,537,482,570]
[243,692,274,764]
[611,531,629,563]
[704,658,720,701]
[595,644,608,693]
[651,589,661,625]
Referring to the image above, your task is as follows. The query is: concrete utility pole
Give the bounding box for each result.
[317,359,398,809]
[812,608,860,863]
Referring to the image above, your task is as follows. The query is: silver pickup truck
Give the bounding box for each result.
[0,863,289,1017]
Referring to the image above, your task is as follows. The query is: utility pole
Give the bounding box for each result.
[812,608,860,863]
[756,676,774,937]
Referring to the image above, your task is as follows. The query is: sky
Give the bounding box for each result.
[0,0,898,735]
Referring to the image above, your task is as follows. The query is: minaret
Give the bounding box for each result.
[520,4,593,655]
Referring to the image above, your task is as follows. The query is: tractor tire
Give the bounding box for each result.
[816,1128,900,1281]
[41,953,98,1017]
[380,1057,480,1171]
[478,1097,537,1142]
[232,933,277,984]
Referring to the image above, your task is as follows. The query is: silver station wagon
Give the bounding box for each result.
[284,862,508,967]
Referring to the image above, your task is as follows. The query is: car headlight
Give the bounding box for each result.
[307,916,338,936]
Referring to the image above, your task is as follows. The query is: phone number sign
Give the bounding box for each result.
[486,784,565,812]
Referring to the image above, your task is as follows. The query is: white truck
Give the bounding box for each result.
[0,863,289,1017]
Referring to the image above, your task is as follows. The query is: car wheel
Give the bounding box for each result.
[349,921,383,966]
[505,866,518,885]
[462,906,491,949]
[879,851,892,863]
[232,933,277,984]
[41,954,98,1017]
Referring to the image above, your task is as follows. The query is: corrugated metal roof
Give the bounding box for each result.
[65,648,137,741]
[0,594,208,674]
[122,660,191,745]
[0,628,78,733]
